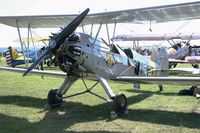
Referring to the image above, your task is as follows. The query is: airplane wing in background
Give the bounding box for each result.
[168,59,189,66]
[150,67,200,74]
[112,33,200,41]
[170,67,200,74]
[169,57,200,65]
[169,59,189,63]
[0,1,200,28]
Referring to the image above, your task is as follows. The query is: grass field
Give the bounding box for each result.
[0,59,200,133]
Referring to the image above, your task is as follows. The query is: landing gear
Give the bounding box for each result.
[47,89,63,109]
[192,64,199,68]
[47,60,52,67]
[158,84,163,92]
[112,93,128,116]
[47,76,129,117]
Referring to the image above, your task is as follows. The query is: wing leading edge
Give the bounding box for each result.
[113,33,200,41]
[112,76,200,85]
[1,67,200,85]
[0,66,67,78]
[1,1,200,28]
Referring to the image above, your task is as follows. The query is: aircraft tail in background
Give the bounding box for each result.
[5,46,19,66]
[5,46,33,67]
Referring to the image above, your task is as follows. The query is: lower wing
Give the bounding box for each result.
[0,66,66,78]
[112,76,200,85]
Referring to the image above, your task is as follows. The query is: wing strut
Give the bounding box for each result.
[16,20,28,68]
[111,22,117,50]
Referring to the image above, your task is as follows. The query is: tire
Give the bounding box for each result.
[192,64,199,68]
[47,60,52,67]
[47,89,63,109]
[112,93,127,116]
[158,84,163,92]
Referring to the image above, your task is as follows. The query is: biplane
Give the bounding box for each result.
[112,33,200,68]
[1,2,200,115]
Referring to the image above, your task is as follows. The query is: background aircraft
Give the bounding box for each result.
[113,33,200,68]
[5,46,48,67]
[1,2,200,116]
[5,46,34,67]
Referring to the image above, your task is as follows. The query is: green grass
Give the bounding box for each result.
[0,58,200,132]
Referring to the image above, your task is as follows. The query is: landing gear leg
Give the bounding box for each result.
[47,76,78,109]
[96,75,128,117]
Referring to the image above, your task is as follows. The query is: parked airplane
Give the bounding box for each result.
[113,33,200,68]
[1,2,200,116]
[5,46,48,67]
[5,46,34,67]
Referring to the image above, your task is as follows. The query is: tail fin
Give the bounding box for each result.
[151,45,169,76]
[5,46,19,66]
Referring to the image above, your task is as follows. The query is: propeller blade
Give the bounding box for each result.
[23,8,90,76]
[51,8,90,49]
[23,47,51,76]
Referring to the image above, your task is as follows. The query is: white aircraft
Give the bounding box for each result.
[113,33,200,67]
[1,1,200,116]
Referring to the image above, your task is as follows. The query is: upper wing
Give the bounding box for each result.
[0,66,67,78]
[1,1,200,28]
[113,33,200,41]
[112,76,200,85]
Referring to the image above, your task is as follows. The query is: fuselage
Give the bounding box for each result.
[57,33,156,80]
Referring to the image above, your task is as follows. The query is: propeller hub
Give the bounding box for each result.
[23,8,90,76]
[49,40,57,48]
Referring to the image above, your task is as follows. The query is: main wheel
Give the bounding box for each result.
[47,89,63,109]
[112,93,127,116]
[158,84,163,92]
[47,60,52,66]
[192,64,199,68]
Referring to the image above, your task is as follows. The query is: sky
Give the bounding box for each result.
[0,0,200,47]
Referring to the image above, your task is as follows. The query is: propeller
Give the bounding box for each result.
[23,8,90,76]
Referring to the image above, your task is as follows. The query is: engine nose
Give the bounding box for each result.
[68,46,82,56]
